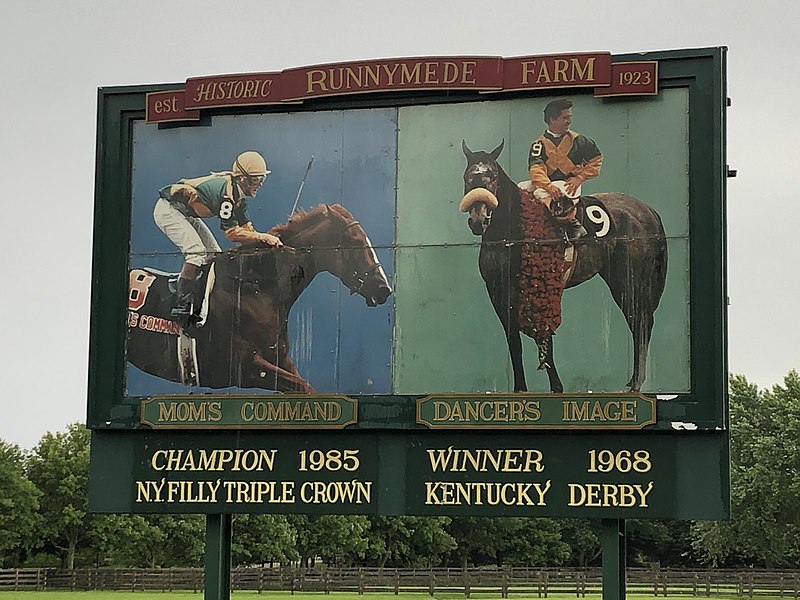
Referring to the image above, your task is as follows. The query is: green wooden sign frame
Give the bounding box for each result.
[88,47,729,523]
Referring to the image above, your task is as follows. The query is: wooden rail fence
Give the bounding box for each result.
[2,566,800,596]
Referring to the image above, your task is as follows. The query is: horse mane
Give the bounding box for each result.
[270,204,349,233]
[268,203,354,247]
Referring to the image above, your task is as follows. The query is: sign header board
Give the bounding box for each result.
[143,52,657,123]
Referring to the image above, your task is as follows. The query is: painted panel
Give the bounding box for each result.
[126,108,396,397]
[395,90,689,393]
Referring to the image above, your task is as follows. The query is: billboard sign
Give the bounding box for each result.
[88,48,728,519]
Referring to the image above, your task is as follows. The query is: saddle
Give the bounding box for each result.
[571,195,615,240]
[517,181,615,241]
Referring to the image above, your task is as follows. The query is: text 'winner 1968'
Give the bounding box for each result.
[421,447,655,508]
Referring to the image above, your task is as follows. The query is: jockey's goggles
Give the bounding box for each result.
[244,174,267,184]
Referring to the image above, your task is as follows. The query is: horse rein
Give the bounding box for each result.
[341,218,385,296]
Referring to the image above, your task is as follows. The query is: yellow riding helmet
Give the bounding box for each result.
[232,151,270,177]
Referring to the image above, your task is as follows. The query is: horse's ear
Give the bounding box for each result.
[489,139,505,161]
[462,139,475,160]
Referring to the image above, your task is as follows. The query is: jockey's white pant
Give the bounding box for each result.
[153,198,221,267]
[523,180,582,204]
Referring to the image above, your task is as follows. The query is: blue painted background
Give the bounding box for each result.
[127,108,397,397]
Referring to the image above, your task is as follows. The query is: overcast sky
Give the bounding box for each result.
[1,0,798,449]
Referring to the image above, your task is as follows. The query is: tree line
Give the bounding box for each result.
[2,372,798,571]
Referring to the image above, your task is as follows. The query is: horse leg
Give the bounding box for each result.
[486,283,527,392]
[600,250,663,392]
[250,351,315,393]
[507,326,527,393]
[532,334,563,392]
[625,312,655,391]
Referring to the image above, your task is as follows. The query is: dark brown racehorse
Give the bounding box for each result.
[126,204,392,392]
[461,141,667,392]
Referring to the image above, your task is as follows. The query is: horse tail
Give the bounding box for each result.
[650,209,669,311]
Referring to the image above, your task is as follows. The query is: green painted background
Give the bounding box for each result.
[394,90,690,394]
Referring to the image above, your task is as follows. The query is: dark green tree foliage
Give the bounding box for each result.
[626,520,694,567]
[365,516,455,567]
[0,441,41,567]
[108,514,205,568]
[289,515,369,566]
[447,517,568,567]
[232,514,299,566]
[558,520,600,566]
[692,372,800,567]
[25,424,97,569]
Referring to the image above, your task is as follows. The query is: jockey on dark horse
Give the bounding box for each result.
[153,151,283,326]
[528,98,603,241]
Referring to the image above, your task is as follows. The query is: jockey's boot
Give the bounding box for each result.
[564,218,587,242]
[171,276,198,326]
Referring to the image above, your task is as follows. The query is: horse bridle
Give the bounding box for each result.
[466,162,497,230]
[340,218,385,296]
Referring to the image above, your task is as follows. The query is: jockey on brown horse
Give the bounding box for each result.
[153,151,283,326]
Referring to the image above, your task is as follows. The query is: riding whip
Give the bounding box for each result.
[290,156,315,217]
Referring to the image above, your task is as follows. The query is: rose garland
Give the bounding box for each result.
[517,188,568,344]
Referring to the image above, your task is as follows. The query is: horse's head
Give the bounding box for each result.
[278,205,392,307]
[461,140,504,236]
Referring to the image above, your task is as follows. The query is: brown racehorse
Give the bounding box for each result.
[461,141,667,393]
[126,204,392,392]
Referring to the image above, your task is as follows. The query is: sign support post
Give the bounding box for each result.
[601,518,626,600]
[205,514,232,600]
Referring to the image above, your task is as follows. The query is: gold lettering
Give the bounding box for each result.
[443,62,459,84]
[493,400,508,421]
[537,61,552,84]
[509,400,523,421]
[285,402,300,421]
[192,83,212,103]
[480,401,493,421]
[425,482,442,504]
[571,57,595,81]
[399,62,421,85]
[553,58,569,81]
[364,64,380,87]
[449,401,463,421]
[382,63,400,85]
[461,61,476,84]
[433,401,450,421]
[521,61,537,85]
[423,62,439,85]
[526,400,541,421]
[307,69,328,93]
[568,482,654,507]
[328,68,344,91]
[300,480,371,504]
[524,449,545,472]
[345,66,362,89]
[465,401,480,421]
[621,401,637,421]
[424,481,550,506]
[426,448,545,472]
[502,449,523,472]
